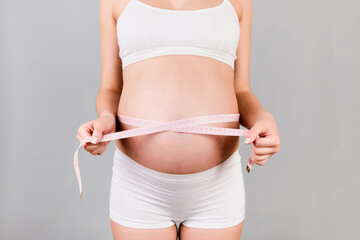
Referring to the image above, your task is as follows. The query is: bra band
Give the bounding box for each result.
[73,113,256,198]
[116,0,240,70]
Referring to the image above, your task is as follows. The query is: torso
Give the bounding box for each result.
[114,0,243,174]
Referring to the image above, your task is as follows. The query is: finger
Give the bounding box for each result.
[244,122,263,145]
[84,142,106,152]
[91,145,107,155]
[78,124,93,142]
[77,133,89,147]
[252,153,272,162]
[254,158,269,166]
[91,121,104,144]
[252,147,278,156]
[253,135,280,148]
[77,132,92,142]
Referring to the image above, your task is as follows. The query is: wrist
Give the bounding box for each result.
[99,112,116,119]
[255,110,273,122]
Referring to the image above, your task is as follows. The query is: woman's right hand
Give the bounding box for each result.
[76,115,117,155]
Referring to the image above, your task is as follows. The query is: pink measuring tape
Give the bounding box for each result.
[73,113,256,198]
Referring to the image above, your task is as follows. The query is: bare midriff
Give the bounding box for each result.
[115,55,241,174]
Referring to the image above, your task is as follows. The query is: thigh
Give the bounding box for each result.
[110,219,178,240]
[179,220,244,240]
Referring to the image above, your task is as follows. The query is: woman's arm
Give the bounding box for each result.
[77,0,123,151]
[96,0,123,119]
[234,0,270,129]
[234,0,280,170]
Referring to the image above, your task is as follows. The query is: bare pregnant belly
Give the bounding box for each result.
[115,56,241,174]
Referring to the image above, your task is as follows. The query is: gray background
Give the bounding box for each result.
[1,0,359,239]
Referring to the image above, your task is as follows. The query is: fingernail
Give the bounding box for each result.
[91,137,98,144]
[244,137,250,144]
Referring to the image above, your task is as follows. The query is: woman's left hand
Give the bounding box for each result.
[244,112,280,171]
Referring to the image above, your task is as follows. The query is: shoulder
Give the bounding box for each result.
[100,0,117,21]
[229,0,252,21]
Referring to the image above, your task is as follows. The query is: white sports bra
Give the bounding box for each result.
[116,0,240,70]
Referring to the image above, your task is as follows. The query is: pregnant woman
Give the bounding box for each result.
[75,0,280,239]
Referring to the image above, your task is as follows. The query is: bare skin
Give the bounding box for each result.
[77,0,280,239]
